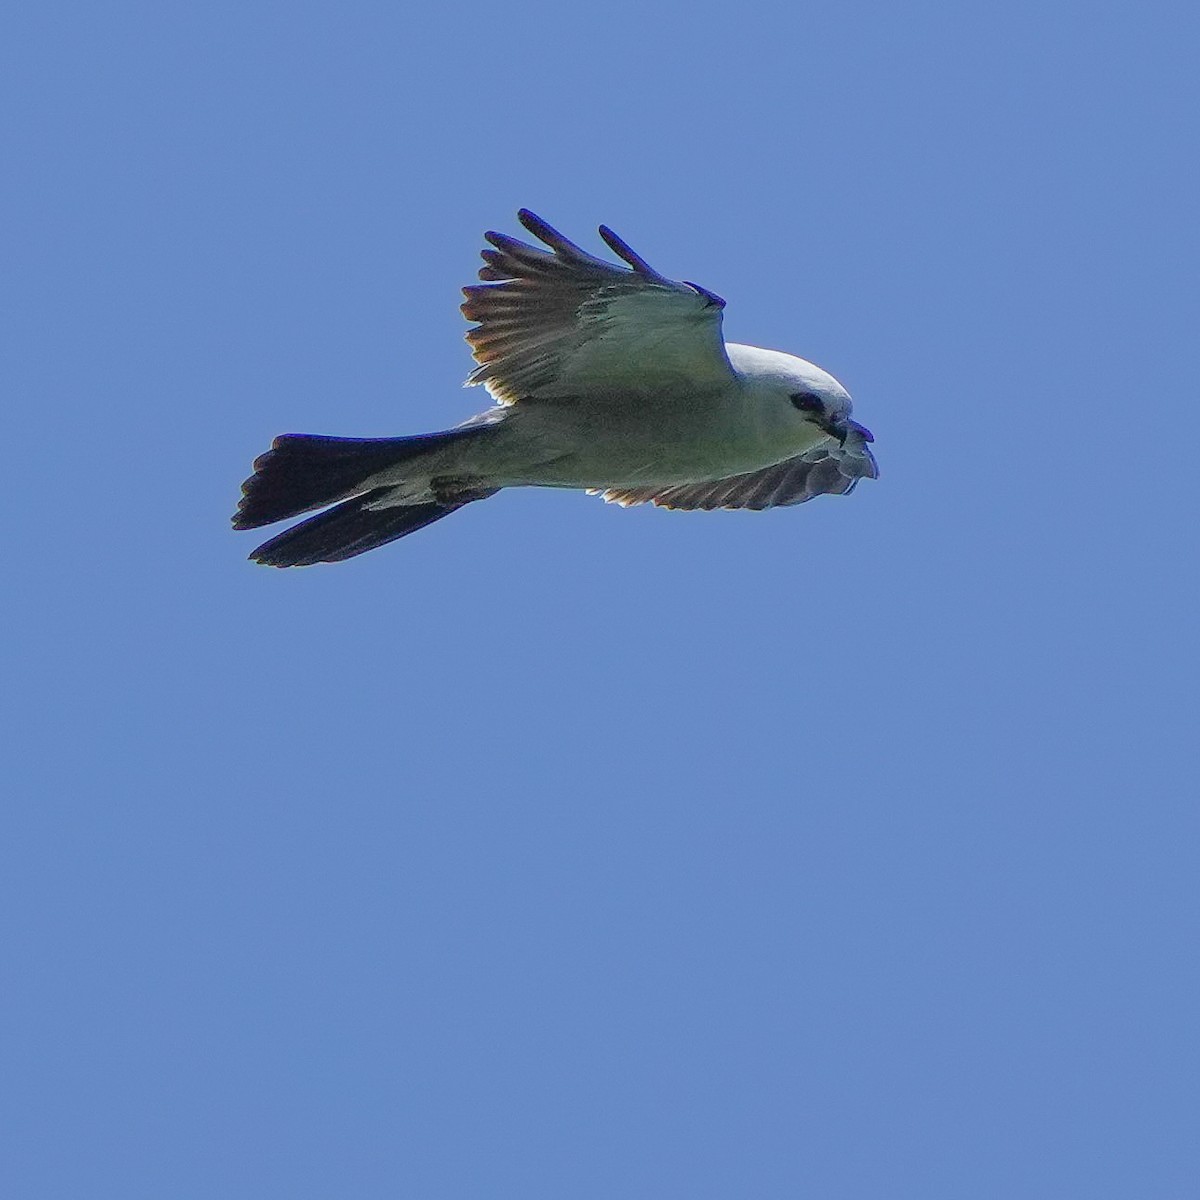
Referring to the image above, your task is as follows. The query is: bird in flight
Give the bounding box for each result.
[233,210,877,566]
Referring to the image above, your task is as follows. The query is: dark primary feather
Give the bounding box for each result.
[596,221,673,281]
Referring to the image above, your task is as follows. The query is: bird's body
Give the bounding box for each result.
[234,211,877,566]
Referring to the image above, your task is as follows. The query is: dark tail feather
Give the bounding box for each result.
[248,487,499,567]
[233,430,480,531]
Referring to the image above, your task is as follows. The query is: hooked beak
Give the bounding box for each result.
[825,417,874,447]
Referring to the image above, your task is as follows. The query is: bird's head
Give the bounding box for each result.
[726,343,873,448]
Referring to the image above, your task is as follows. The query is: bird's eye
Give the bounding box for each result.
[790,391,824,414]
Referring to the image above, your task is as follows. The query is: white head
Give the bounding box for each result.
[726,343,872,447]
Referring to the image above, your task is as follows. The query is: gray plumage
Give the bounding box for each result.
[234,210,877,565]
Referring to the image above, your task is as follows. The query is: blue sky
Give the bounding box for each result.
[4,2,1197,1196]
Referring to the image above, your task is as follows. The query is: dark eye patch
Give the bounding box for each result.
[790,391,824,414]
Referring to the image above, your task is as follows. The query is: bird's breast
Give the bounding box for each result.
[483,391,825,489]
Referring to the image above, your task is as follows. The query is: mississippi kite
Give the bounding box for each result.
[234,210,877,566]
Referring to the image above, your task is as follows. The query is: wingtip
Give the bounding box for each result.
[517,207,563,237]
[596,222,665,280]
[513,209,603,263]
[516,208,552,241]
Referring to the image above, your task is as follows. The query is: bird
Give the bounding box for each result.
[233,209,877,566]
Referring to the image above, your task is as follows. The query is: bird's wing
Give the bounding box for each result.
[461,209,736,404]
[596,424,879,510]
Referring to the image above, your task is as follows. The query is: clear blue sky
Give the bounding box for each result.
[4,2,1197,1196]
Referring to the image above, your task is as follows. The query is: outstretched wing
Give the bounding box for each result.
[461,209,736,404]
[597,424,879,511]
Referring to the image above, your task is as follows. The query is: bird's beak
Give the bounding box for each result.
[823,416,850,446]
[827,417,873,446]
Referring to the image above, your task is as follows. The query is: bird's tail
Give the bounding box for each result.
[233,430,482,530]
[233,427,497,566]
[245,486,498,567]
